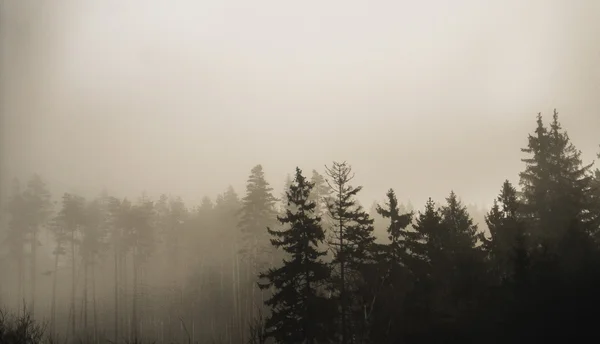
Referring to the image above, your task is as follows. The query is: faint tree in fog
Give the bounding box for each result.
[80,196,109,340]
[238,165,278,321]
[5,179,27,312]
[279,174,293,214]
[308,170,332,220]
[106,196,132,344]
[214,186,244,340]
[56,193,86,340]
[22,174,53,316]
[47,210,67,338]
[127,196,156,342]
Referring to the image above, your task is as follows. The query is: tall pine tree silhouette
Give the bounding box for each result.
[258,167,334,344]
[325,161,376,343]
[519,110,595,249]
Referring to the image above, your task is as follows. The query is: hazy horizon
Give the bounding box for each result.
[2,0,599,209]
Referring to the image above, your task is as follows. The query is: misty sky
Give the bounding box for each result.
[1,0,599,209]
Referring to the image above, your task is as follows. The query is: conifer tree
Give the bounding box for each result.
[215,186,244,340]
[57,193,86,339]
[280,174,293,213]
[308,170,331,219]
[5,179,27,311]
[22,174,53,315]
[482,180,526,282]
[258,167,334,344]
[80,197,109,338]
[368,189,415,342]
[439,191,485,307]
[239,165,279,264]
[376,189,414,263]
[128,197,156,342]
[238,165,279,321]
[519,110,595,248]
[325,161,376,343]
[412,198,444,266]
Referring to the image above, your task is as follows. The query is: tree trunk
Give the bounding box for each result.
[17,253,23,315]
[83,255,88,335]
[132,252,139,343]
[30,229,38,316]
[71,228,76,340]
[114,241,119,344]
[339,191,347,344]
[92,261,98,344]
[50,251,59,339]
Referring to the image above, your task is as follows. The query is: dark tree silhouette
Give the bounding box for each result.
[258,167,335,344]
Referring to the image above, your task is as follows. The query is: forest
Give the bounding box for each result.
[1,110,599,344]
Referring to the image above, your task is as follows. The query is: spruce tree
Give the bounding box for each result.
[410,198,446,328]
[439,191,485,309]
[57,193,87,339]
[376,189,414,263]
[258,167,334,344]
[324,161,376,343]
[482,180,526,283]
[22,174,53,315]
[239,165,279,265]
[308,169,332,219]
[5,179,27,311]
[368,189,415,342]
[238,164,279,321]
[519,110,595,248]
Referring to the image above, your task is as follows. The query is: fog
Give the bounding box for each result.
[1,1,600,343]
[2,0,598,207]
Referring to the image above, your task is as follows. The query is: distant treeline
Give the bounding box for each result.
[1,109,599,344]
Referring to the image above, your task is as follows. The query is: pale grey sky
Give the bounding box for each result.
[1,0,599,209]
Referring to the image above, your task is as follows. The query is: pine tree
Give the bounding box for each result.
[411,198,444,298]
[22,174,53,315]
[519,110,595,248]
[238,165,279,322]
[215,186,244,341]
[308,170,331,219]
[106,196,133,344]
[5,178,28,312]
[80,197,109,338]
[439,191,484,310]
[47,208,68,338]
[482,180,526,283]
[324,161,376,343]
[280,174,293,213]
[128,197,156,342]
[258,167,334,344]
[591,148,600,238]
[56,193,86,339]
[367,189,415,342]
[376,189,414,262]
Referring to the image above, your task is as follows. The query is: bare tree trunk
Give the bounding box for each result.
[83,256,88,335]
[50,251,59,338]
[71,228,76,340]
[113,243,119,344]
[121,252,128,340]
[17,254,23,315]
[30,229,38,316]
[92,261,98,344]
[132,252,139,343]
[232,247,238,336]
